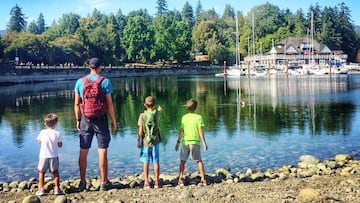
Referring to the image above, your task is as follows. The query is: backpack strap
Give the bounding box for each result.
[81,75,104,84]
[144,110,157,142]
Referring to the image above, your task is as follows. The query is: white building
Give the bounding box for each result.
[244,37,348,68]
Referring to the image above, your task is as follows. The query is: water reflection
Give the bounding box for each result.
[221,75,356,137]
[0,74,359,182]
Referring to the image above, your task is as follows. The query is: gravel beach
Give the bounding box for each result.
[1,154,360,203]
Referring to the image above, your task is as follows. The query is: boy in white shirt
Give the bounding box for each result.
[36,113,63,196]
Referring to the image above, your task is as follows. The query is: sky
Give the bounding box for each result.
[0,0,359,30]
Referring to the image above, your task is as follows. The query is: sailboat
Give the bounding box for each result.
[215,14,246,77]
[304,11,329,75]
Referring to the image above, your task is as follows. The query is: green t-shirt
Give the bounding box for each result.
[180,112,204,145]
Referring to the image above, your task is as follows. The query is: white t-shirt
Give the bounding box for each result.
[37,128,62,158]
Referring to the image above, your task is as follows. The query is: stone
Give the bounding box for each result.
[299,155,319,164]
[335,154,353,162]
[178,189,193,199]
[22,195,40,203]
[54,195,67,203]
[298,188,321,199]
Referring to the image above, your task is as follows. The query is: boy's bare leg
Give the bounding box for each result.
[143,163,149,182]
[154,163,160,181]
[38,172,44,189]
[197,160,206,181]
[53,171,60,187]
[179,160,186,179]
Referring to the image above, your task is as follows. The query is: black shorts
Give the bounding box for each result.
[79,115,110,149]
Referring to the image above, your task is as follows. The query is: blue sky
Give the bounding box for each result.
[0,0,359,30]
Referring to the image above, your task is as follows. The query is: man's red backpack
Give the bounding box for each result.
[80,76,107,118]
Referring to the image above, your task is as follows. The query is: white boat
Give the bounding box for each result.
[343,63,360,71]
[249,64,267,77]
[331,66,349,74]
[309,66,329,75]
[215,65,246,77]
[287,67,308,75]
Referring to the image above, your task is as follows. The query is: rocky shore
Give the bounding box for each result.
[1,154,360,203]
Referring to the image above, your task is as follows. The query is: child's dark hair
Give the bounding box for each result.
[44,113,58,128]
[185,99,197,112]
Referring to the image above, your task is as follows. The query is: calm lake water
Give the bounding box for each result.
[1,74,360,182]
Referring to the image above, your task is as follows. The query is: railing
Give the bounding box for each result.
[244,54,348,62]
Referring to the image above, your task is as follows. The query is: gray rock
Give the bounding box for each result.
[22,195,40,203]
[178,189,193,199]
[299,155,319,164]
[54,195,67,203]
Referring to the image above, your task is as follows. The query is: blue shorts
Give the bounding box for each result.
[140,144,160,163]
[79,115,110,149]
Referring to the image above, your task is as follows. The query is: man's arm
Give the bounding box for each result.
[105,94,117,133]
[74,93,81,131]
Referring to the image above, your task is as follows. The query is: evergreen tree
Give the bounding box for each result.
[7,4,27,32]
[28,21,37,34]
[36,13,45,34]
[195,0,203,19]
[181,1,194,27]
[156,0,168,16]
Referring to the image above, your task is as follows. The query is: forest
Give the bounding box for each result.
[0,0,359,67]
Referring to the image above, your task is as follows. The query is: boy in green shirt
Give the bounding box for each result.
[175,99,208,186]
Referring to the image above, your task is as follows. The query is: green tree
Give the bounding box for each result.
[318,7,341,49]
[335,3,358,61]
[152,14,173,61]
[27,21,38,34]
[7,4,26,32]
[156,0,168,16]
[121,15,154,63]
[58,13,80,36]
[49,35,86,65]
[195,0,203,19]
[27,13,45,34]
[0,36,4,62]
[36,13,45,34]
[171,19,192,63]
[181,1,194,27]
[2,32,47,64]
[292,10,306,37]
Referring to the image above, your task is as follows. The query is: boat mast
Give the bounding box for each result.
[311,11,314,65]
[252,13,255,56]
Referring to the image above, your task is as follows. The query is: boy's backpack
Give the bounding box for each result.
[80,76,107,118]
[143,110,161,145]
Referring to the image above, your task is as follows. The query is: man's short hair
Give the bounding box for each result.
[89,57,102,69]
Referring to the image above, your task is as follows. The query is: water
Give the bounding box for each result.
[0,74,360,182]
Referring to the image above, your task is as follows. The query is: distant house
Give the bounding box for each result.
[245,37,348,67]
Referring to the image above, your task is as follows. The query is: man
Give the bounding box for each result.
[74,57,117,191]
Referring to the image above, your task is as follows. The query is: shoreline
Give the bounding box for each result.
[0,66,222,85]
[2,153,360,202]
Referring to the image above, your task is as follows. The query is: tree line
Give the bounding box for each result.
[0,0,359,67]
